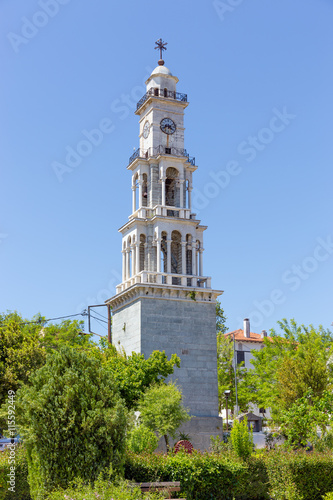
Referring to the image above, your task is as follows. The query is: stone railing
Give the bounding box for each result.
[116,271,211,294]
[130,206,192,220]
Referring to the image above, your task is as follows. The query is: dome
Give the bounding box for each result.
[151,65,173,77]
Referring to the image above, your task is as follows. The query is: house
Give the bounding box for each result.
[223,318,272,422]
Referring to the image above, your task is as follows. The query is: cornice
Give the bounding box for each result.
[106,283,223,311]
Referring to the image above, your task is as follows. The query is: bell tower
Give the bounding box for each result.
[107,40,223,450]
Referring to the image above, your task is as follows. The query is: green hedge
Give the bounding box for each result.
[125,451,269,500]
[0,446,31,500]
[1,446,333,500]
[265,450,333,500]
[125,450,333,500]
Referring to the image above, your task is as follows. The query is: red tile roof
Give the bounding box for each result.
[224,329,272,343]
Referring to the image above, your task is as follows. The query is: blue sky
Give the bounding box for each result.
[1,0,332,338]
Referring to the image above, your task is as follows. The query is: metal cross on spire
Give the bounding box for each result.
[155,38,167,65]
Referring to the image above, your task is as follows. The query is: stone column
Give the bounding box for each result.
[161,176,166,206]
[136,242,140,275]
[181,240,187,275]
[179,179,185,208]
[167,239,172,274]
[144,242,148,272]
[156,238,161,273]
[132,185,136,213]
[199,248,204,276]
[138,175,143,208]
[132,244,136,275]
[192,242,197,276]
[122,250,126,282]
[188,185,193,211]
[126,248,131,279]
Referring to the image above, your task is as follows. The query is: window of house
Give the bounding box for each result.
[237,351,245,365]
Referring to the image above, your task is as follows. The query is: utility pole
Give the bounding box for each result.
[233,331,239,417]
[107,304,111,344]
[87,304,112,344]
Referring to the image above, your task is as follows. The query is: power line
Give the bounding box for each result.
[18,312,86,326]
[91,309,108,321]
[89,314,108,325]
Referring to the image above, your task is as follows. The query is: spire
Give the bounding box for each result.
[155,38,167,66]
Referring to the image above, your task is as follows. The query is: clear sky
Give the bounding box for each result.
[1,0,332,338]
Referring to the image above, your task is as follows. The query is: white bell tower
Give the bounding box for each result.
[107,40,223,450]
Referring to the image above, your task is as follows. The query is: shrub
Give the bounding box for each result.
[0,445,31,499]
[322,494,333,500]
[126,425,159,454]
[16,347,128,499]
[210,435,232,453]
[230,418,253,460]
[45,477,164,499]
[265,450,333,500]
[125,450,268,500]
[138,382,191,451]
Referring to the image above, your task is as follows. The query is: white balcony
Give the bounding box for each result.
[116,271,212,294]
[130,205,192,220]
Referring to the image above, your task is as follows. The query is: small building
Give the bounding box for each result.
[237,412,263,433]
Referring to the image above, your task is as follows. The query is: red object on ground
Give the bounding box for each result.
[174,440,193,454]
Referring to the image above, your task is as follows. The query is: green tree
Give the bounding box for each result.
[248,319,333,424]
[230,417,253,460]
[138,382,191,452]
[0,312,47,428]
[216,300,227,334]
[16,346,127,499]
[102,345,181,410]
[126,424,159,454]
[279,389,333,448]
[0,311,180,414]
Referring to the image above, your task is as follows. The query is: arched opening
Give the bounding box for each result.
[139,234,146,272]
[134,173,139,211]
[142,173,148,207]
[165,167,179,214]
[161,232,167,283]
[127,236,132,279]
[164,87,168,97]
[154,87,159,96]
[185,179,190,209]
[196,240,200,277]
[171,230,182,285]
[186,234,192,286]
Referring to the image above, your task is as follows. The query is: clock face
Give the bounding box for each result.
[143,121,150,139]
[160,118,176,135]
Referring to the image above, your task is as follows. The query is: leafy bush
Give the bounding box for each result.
[125,450,268,500]
[322,494,333,500]
[230,418,253,460]
[126,425,159,454]
[125,449,333,500]
[265,450,333,500]
[45,477,163,500]
[16,347,128,499]
[0,445,31,499]
[210,435,232,453]
[138,382,191,451]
